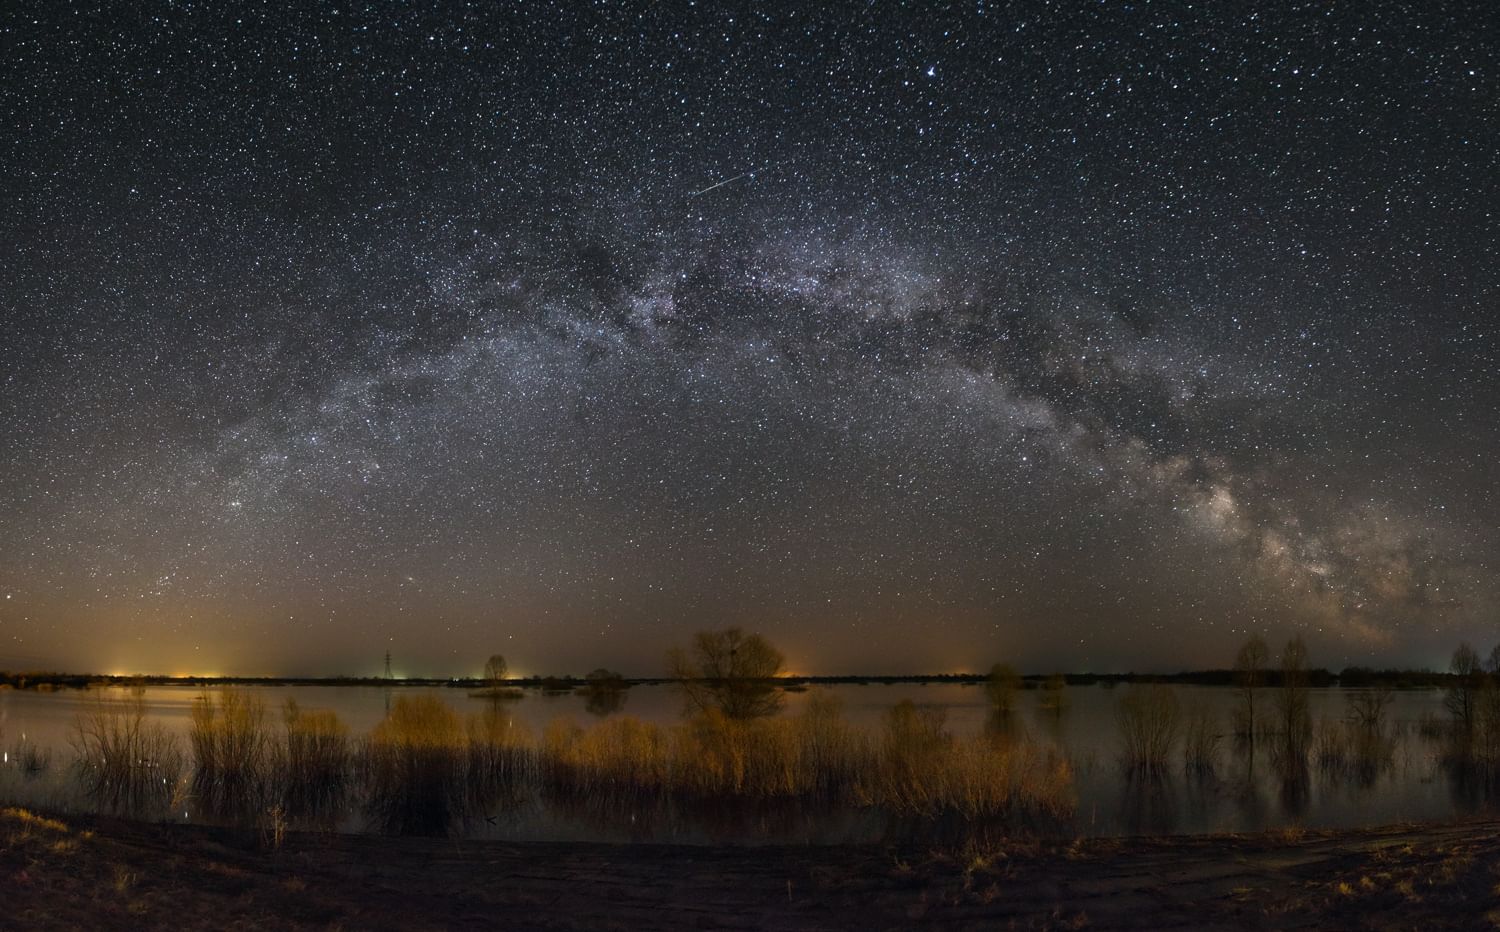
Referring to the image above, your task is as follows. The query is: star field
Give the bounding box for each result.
[1,1,1496,675]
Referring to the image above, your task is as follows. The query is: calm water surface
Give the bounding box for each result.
[0,682,1486,843]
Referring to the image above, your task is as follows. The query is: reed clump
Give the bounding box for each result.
[190,688,273,816]
[362,695,469,835]
[1438,680,1500,784]
[1037,674,1070,715]
[69,689,185,813]
[275,699,352,817]
[875,700,1073,820]
[536,692,1072,824]
[1182,708,1220,774]
[68,688,1074,836]
[542,692,874,803]
[1116,684,1180,774]
[1314,717,1394,785]
[466,703,538,805]
[543,715,673,798]
[9,735,52,776]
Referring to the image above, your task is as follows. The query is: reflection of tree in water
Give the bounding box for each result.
[582,668,629,717]
[1226,735,1271,829]
[584,687,627,717]
[1277,763,1310,818]
[1030,702,1069,744]
[1118,772,1179,836]
[1179,766,1222,829]
[984,708,1029,745]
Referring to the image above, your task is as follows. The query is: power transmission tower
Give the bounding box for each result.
[384,650,392,679]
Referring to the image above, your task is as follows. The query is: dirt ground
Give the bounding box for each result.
[3,807,1499,930]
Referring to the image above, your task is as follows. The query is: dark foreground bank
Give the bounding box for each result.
[3,807,1498,930]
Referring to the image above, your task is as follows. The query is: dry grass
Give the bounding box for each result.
[9,734,53,776]
[538,694,1073,825]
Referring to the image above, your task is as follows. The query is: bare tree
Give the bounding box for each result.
[668,627,785,720]
[1487,642,1500,675]
[483,654,508,687]
[1233,635,1269,738]
[1445,642,1482,734]
[1117,684,1180,773]
[985,663,1022,713]
[1345,683,1395,734]
[1276,635,1312,754]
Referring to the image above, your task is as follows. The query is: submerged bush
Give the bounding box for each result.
[70,689,184,814]
[363,695,468,835]
[985,664,1022,713]
[1116,684,1179,774]
[1037,674,1069,715]
[535,691,1071,826]
[1314,717,1393,784]
[190,688,273,816]
[876,700,1072,820]
[276,699,352,817]
[9,735,52,777]
[1182,709,1220,774]
[75,687,1075,839]
[466,702,537,805]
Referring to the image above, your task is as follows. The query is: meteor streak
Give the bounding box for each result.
[689,170,755,197]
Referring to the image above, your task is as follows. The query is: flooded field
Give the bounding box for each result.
[0,681,1492,843]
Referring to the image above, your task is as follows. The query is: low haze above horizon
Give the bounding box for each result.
[2,1,1497,678]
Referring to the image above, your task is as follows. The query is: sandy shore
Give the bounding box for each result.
[4,807,1499,930]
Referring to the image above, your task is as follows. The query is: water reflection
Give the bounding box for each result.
[583,685,628,718]
[69,690,186,818]
[5,682,1500,841]
[1118,773,1179,835]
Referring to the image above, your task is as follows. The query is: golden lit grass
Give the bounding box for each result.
[277,700,352,816]
[363,695,469,834]
[67,688,1071,836]
[189,688,274,815]
[877,700,1073,820]
[466,702,538,801]
[361,695,543,833]
[537,693,1074,823]
[3,806,70,834]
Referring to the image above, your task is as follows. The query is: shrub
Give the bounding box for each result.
[276,699,351,817]
[189,688,273,815]
[1182,708,1220,773]
[985,664,1022,713]
[363,695,468,835]
[1116,684,1179,773]
[70,689,184,814]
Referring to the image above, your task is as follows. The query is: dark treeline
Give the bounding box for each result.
[0,667,1474,692]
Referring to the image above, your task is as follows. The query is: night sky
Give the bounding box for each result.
[2,2,1496,677]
